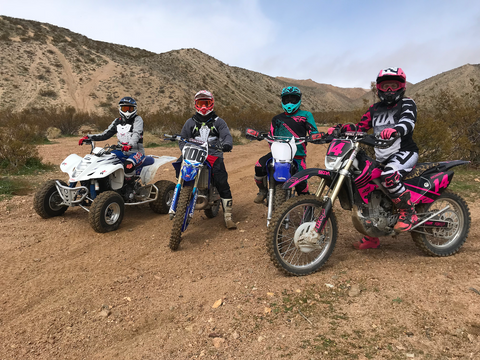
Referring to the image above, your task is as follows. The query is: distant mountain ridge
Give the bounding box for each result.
[1,15,479,114]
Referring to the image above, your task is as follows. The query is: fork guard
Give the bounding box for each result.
[282,168,336,190]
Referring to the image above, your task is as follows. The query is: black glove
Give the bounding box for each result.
[222,144,232,152]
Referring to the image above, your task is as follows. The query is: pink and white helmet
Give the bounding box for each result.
[194,90,214,116]
[376,67,407,105]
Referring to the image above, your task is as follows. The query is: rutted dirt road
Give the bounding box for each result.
[1,137,479,359]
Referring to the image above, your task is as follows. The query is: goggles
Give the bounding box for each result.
[377,80,404,92]
[195,99,213,108]
[281,94,300,105]
[120,105,136,112]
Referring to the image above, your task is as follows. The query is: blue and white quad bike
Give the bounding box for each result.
[246,128,315,226]
[33,140,177,233]
[164,130,223,251]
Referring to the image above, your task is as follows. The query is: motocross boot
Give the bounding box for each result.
[222,198,237,229]
[353,236,380,250]
[254,175,268,204]
[392,190,418,232]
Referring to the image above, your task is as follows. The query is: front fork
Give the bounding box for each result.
[314,142,360,233]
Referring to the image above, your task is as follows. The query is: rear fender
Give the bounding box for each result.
[405,170,455,204]
[282,168,335,190]
[140,155,177,184]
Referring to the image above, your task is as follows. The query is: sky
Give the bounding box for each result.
[1,0,480,88]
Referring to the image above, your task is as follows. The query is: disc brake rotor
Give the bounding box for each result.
[294,221,322,253]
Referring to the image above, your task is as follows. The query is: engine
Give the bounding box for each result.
[351,190,397,237]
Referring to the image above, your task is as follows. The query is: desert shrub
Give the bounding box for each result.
[0,114,44,172]
[46,126,62,139]
[39,89,58,98]
[143,131,162,148]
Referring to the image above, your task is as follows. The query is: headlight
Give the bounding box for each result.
[325,156,337,170]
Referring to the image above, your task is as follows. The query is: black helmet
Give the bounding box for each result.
[118,97,137,120]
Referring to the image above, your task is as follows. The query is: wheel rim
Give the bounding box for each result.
[104,202,121,225]
[48,191,64,211]
[274,202,333,270]
[420,198,464,248]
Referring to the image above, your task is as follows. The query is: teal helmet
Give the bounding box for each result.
[281,86,302,114]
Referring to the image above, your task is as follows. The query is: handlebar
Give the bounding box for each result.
[164,134,225,152]
[245,128,322,145]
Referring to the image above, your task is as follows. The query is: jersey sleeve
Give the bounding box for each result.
[216,118,233,147]
[305,112,319,134]
[129,116,144,146]
[354,105,374,132]
[393,98,417,136]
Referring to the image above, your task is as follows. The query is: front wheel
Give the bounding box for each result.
[267,195,338,276]
[169,187,192,251]
[411,190,471,256]
[88,191,125,233]
[150,180,176,214]
[33,179,68,218]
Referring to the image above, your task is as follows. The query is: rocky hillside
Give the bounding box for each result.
[1,15,479,115]
[0,15,369,114]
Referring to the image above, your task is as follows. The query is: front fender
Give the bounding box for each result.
[282,168,335,190]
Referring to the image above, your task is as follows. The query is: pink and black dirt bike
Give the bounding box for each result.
[267,128,471,276]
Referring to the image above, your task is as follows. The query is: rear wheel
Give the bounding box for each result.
[149,180,175,214]
[33,180,68,218]
[267,195,338,276]
[89,191,125,233]
[411,190,470,256]
[169,187,192,251]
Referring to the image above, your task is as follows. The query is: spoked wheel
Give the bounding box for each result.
[169,187,193,251]
[411,190,470,256]
[204,187,220,218]
[267,195,338,276]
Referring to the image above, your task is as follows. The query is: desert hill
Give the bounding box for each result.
[1,15,479,115]
[0,15,368,114]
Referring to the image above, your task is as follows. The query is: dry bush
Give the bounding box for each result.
[142,131,162,147]
[46,127,61,139]
[0,115,43,171]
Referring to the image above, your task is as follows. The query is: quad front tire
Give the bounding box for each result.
[33,179,68,218]
[89,191,125,233]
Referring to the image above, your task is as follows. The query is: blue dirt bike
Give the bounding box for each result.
[246,128,322,226]
[164,133,223,250]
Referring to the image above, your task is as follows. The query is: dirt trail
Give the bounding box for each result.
[0,138,479,359]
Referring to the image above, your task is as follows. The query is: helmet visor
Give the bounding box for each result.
[195,99,213,108]
[120,105,136,112]
[377,80,404,92]
[282,94,300,105]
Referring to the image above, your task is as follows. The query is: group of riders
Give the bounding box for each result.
[79,67,418,250]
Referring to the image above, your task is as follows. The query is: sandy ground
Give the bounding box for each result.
[1,137,479,360]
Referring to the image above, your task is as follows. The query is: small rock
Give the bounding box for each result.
[212,299,223,309]
[212,337,224,348]
[232,331,239,339]
[406,353,415,358]
[264,307,272,314]
[258,335,264,342]
[348,284,361,297]
[99,309,111,318]
[325,284,334,288]
[209,332,221,338]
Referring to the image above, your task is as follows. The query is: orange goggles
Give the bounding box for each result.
[120,105,135,112]
[377,80,404,92]
[195,99,213,108]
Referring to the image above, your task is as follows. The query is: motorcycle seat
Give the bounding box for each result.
[404,162,440,180]
[142,156,155,167]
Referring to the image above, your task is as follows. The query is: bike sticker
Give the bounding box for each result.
[183,145,207,163]
[327,140,352,157]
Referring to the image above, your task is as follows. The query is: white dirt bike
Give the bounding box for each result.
[33,140,177,233]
